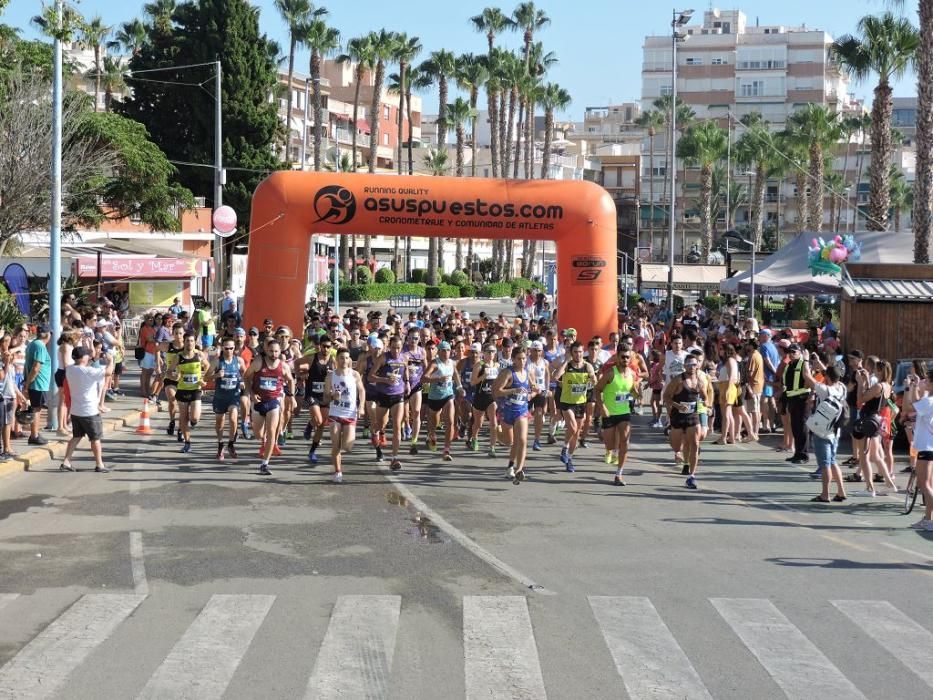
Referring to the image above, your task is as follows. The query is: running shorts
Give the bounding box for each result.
[472,393,495,413]
[377,393,405,410]
[558,401,585,418]
[601,413,631,429]
[175,389,202,404]
[426,396,453,413]
[212,394,240,415]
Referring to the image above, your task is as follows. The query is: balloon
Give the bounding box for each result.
[829,246,847,264]
[811,238,819,248]
[212,205,237,235]
[849,242,862,262]
[821,247,831,261]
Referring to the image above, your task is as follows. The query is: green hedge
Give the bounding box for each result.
[374,267,395,284]
[510,277,542,295]
[425,283,461,300]
[410,268,426,283]
[317,282,427,302]
[478,282,513,298]
[697,294,724,310]
[448,270,470,287]
[459,284,477,297]
[354,265,373,284]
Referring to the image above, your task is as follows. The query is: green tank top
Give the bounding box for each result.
[177,354,203,391]
[561,363,590,405]
[602,366,635,416]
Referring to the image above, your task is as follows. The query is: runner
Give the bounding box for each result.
[244,339,295,475]
[325,347,365,483]
[161,323,185,441]
[594,347,637,485]
[663,355,705,489]
[297,337,334,464]
[424,340,461,462]
[543,329,564,444]
[456,343,481,441]
[369,334,409,469]
[493,345,534,484]
[525,341,550,451]
[205,339,246,461]
[469,345,501,457]
[553,342,597,474]
[174,333,209,454]
[358,336,383,440]
[906,367,933,529]
[404,330,426,454]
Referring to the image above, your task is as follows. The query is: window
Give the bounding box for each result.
[383,105,390,119]
[711,57,725,65]
[660,84,673,96]
[685,57,703,65]
[740,80,764,97]
[483,168,490,177]
[383,133,390,145]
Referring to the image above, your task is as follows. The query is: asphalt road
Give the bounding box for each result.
[0,403,931,700]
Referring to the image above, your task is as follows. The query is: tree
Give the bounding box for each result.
[274,0,325,160]
[654,95,695,254]
[636,109,665,250]
[524,41,557,179]
[119,0,283,240]
[455,53,488,178]
[30,1,83,43]
[391,33,421,175]
[831,11,918,232]
[423,49,457,149]
[363,29,397,264]
[324,152,354,172]
[512,3,549,178]
[96,56,126,112]
[108,19,147,56]
[500,51,523,177]
[0,73,193,256]
[442,98,476,269]
[404,63,432,174]
[889,164,912,232]
[423,149,449,284]
[677,120,728,262]
[779,125,811,233]
[789,104,841,232]
[538,82,569,180]
[471,8,514,178]
[78,16,111,112]
[302,18,340,171]
[913,0,933,261]
[708,165,748,239]
[734,112,780,249]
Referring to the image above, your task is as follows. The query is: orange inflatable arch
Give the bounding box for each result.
[244,171,618,341]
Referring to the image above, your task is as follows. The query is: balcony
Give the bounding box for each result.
[736,60,786,70]
[764,193,785,203]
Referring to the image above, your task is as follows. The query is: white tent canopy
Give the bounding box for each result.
[720,231,915,295]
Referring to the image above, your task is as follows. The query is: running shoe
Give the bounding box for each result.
[303,422,313,441]
[409,440,419,455]
[272,444,282,457]
[177,431,184,443]
[469,438,479,452]
[95,465,110,473]
[285,431,294,440]
[457,426,466,439]
[910,518,929,529]
[59,462,75,472]
[166,419,175,436]
[277,433,286,447]
[428,437,437,452]
[546,434,557,445]
[852,489,876,497]
[685,476,697,490]
[379,432,387,447]
[442,450,452,462]
[216,445,225,461]
[923,520,933,532]
[181,441,191,454]
[507,466,516,479]
[613,474,625,486]
[560,448,569,465]
[532,439,542,451]
[579,439,588,449]
[308,450,319,464]
[681,465,690,476]
[376,446,385,462]
[402,425,412,441]
[487,447,496,458]
[604,452,612,465]
[902,465,915,474]
[371,432,379,447]
[565,458,575,473]
[390,459,402,471]
[258,464,272,476]
[513,469,525,485]
[332,471,343,484]
[228,443,238,459]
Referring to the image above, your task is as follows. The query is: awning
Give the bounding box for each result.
[640,263,728,292]
[356,118,371,134]
[76,255,208,279]
[842,278,933,301]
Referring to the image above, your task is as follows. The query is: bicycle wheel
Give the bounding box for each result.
[904,472,919,515]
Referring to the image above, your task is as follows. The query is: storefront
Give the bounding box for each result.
[76,255,211,313]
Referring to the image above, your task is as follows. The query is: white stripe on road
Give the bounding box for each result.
[833,600,933,689]
[589,596,713,700]
[463,596,548,700]
[305,595,401,700]
[0,594,145,700]
[0,594,18,612]
[711,598,866,700]
[137,594,274,700]
[130,531,148,595]
[129,504,142,520]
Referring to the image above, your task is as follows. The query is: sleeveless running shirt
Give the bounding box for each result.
[254,358,285,402]
[602,366,635,416]
[380,352,407,396]
[176,354,203,391]
[215,356,242,396]
[327,369,358,420]
[561,363,590,405]
[429,359,455,401]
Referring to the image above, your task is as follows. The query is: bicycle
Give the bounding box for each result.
[903,468,925,515]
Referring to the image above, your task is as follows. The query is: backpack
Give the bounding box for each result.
[806,390,846,439]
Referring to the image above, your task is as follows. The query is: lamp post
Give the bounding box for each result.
[667,8,693,314]
[725,229,756,319]
[48,0,64,430]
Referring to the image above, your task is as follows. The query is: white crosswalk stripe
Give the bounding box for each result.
[0,593,146,700]
[833,599,933,689]
[304,594,401,700]
[0,594,17,613]
[137,594,275,700]
[463,595,548,700]
[589,596,713,700]
[711,598,867,700]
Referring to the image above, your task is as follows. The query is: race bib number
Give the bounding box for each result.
[680,401,696,414]
[219,376,238,390]
[571,383,587,396]
[258,377,277,392]
[485,367,500,380]
[311,381,325,394]
[615,392,631,403]
[509,393,526,406]
[182,374,199,385]
[464,371,472,383]
[333,398,351,410]
[670,361,684,375]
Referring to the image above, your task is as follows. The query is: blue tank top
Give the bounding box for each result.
[460,358,474,394]
[428,359,455,400]
[504,370,530,413]
[215,356,241,396]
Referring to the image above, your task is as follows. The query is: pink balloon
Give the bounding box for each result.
[212,205,237,234]
[829,246,847,264]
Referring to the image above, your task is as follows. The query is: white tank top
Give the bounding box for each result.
[327,369,358,420]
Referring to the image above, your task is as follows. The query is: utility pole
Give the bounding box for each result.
[48,0,64,430]
[725,107,732,230]
[300,77,310,170]
[213,60,225,301]
[667,8,693,315]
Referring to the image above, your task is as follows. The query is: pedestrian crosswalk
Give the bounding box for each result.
[0,592,930,699]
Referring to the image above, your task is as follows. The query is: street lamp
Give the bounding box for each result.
[724,229,756,319]
[667,8,693,314]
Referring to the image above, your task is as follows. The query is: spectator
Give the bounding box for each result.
[168,297,185,317]
[24,324,52,446]
[60,347,113,473]
[221,289,237,316]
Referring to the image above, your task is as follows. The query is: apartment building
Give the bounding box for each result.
[639,8,862,256]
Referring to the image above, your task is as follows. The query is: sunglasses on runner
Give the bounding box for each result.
[222,345,235,350]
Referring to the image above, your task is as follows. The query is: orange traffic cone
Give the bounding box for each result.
[135,398,153,435]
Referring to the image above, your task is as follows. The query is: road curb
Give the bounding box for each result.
[0,408,139,478]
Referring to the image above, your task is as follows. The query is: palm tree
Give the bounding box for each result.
[422,148,450,284]
[423,49,457,149]
[79,16,111,112]
[823,170,846,232]
[654,95,696,253]
[324,152,355,171]
[107,19,146,56]
[441,98,477,269]
[32,2,83,42]
[336,35,375,176]
[471,8,514,179]
[97,56,126,111]
[512,4,548,174]
[301,18,341,171]
[734,112,779,249]
[391,33,421,175]
[889,165,912,232]
[364,30,397,263]
[404,63,432,174]
[677,120,728,261]
[500,51,523,177]
[636,109,665,251]
[789,104,841,232]
[456,53,488,178]
[913,0,932,261]
[780,125,811,233]
[538,83,570,180]
[849,113,872,231]
[274,1,321,160]
[831,12,918,232]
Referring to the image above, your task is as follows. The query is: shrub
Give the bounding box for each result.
[315,283,426,302]
[410,268,426,284]
[698,294,724,310]
[425,284,460,300]
[792,296,811,321]
[478,282,513,298]
[509,277,542,296]
[448,269,470,287]
[354,265,373,285]
[459,284,477,298]
[374,267,395,284]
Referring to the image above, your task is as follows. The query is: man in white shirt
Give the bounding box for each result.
[61,347,113,473]
[663,333,687,383]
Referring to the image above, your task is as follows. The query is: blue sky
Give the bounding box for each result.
[2,0,916,118]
